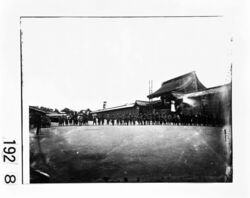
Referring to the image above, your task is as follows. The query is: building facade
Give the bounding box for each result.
[148,72,231,126]
[91,71,231,126]
[91,100,151,119]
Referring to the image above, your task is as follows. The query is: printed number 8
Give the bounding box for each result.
[4,175,16,184]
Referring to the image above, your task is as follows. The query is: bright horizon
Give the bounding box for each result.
[22,17,232,111]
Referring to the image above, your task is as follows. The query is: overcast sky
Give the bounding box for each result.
[22,17,232,111]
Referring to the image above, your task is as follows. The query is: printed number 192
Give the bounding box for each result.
[3,140,17,184]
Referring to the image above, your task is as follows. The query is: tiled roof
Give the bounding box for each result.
[147,71,206,99]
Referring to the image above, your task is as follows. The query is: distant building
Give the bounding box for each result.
[46,112,67,122]
[91,100,152,119]
[29,106,51,128]
[91,71,231,126]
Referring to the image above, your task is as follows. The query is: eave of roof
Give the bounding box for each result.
[91,103,135,114]
[184,83,231,98]
[29,106,47,114]
[173,83,231,99]
[46,113,66,117]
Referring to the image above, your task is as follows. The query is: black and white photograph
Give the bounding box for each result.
[1,0,250,197]
[22,17,232,183]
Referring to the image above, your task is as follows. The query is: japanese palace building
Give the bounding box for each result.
[92,71,231,126]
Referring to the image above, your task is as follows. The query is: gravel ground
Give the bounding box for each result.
[30,125,231,183]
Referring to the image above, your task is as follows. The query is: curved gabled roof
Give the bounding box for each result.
[147,71,206,99]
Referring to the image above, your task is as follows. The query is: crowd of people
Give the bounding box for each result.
[91,112,221,127]
[31,111,222,134]
[35,109,222,127]
[58,113,90,126]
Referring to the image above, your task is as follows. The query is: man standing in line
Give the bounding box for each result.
[36,115,42,135]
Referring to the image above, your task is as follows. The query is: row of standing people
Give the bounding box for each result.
[58,115,89,126]
[92,113,221,126]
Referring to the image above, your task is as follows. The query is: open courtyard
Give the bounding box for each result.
[30,125,230,183]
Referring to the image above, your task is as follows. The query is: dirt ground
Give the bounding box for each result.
[30,125,231,183]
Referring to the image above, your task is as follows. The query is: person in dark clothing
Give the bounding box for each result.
[129,114,132,125]
[36,115,42,135]
[160,114,164,125]
[75,117,78,126]
[155,113,159,125]
[142,114,146,125]
[176,114,180,125]
[167,114,172,125]
[132,116,136,125]
[137,114,141,125]
[58,117,61,126]
[65,117,68,126]
[124,115,128,125]
[146,113,150,125]
[93,117,97,125]
[152,113,156,125]
[163,113,167,125]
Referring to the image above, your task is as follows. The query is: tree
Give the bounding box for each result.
[61,108,74,115]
